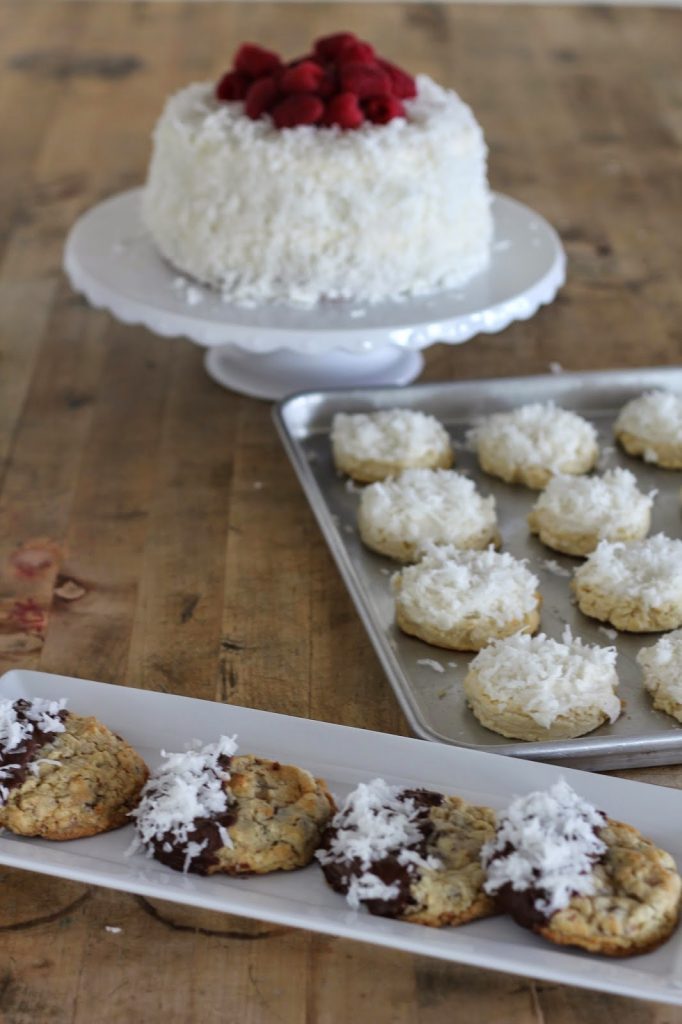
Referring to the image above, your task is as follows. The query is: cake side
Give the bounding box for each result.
[142,76,492,306]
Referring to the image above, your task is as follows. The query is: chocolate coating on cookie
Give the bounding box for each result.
[0,699,68,801]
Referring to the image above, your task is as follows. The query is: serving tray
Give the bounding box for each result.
[1,669,681,1006]
[275,367,682,770]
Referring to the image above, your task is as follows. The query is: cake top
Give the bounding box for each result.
[574,534,682,606]
[468,628,620,729]
[481,779,606,918]
[316,778,442,909]
[131,735,238,873]
[468,402,598,470]
[393,545,539,628]
[615,390,682,446]
[215,33,417,130]
[332,409,451,465]
[531,468,656,533]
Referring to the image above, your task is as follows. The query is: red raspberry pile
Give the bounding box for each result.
[215,33,417,130]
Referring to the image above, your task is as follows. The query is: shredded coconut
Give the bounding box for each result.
[530,468,655,539]
[468,402,597,473]
[332,409,451,467]
[143,77,492,306]
[316,779,440,910]
[598,626,618,641]
[637,630,682,704]
[468,628,620,729]
[359,468,497,552]
[481,779,606,916]
[0,698,68,805]
[394,545,538,631]
[615,390,682,447]
[416,658,446,673]
[130,735,238,872]
[574,534,682,608]
[541,559,572,578]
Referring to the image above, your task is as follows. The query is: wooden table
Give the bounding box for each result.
[1,2,681,1020]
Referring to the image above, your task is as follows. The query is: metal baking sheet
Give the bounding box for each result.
[274,367,682,770]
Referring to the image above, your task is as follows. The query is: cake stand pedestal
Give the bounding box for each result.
[64,188,565,400]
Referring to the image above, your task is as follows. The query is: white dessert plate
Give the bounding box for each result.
[1,668,681,1006]
[63,188,565,399]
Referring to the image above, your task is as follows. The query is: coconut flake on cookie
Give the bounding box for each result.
[467,628,621,730]
[130,735,238,872]
[615,391,682,449]
[331,409,451,470]
[575,534,682,609]
[530,469,655,540]
[393,545,539,632]
[481,779,606,917]
[637,631,682,708]
[0,698,68,804]
[316,778,440,909]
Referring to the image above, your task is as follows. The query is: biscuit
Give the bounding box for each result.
[572,534,682,632]
[468,402,598,489]
[331,409,453,483]
[614,390,682,469]
[393,545,541,651]
[637,630,682,723]
[463,629,621,740]
[358,468,499,563]
[483,780,681,957]
[132,737,334,875]
[317,778,497,927]
[528,468,654,557]
[0,698,148,840]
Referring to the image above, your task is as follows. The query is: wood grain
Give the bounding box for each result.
[0,2,681,1021]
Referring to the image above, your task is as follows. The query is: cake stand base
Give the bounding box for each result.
[203,345,424,400]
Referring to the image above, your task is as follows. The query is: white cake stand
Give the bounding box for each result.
[64,189,565,400]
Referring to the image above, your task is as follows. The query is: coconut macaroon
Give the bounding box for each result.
[463,629,621,741]
[331,409,453,483]
[637,631,682,723]
[357,468,499,562]
[468,402,598,489]
[572,534,682,632]
[482,779,681,956]
[392,545,541,651]
[614,390,682,469]
[528,468,655,557]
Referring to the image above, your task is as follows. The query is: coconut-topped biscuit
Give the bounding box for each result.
[393,545,541,651]
[573,534,682,632]
[0,698,148,840]
[463,628,621,740]
[468,402,598,489]
[132,737,334,875]
[637,631,682,723]
[614,390,682,469]
[358,468,499,562]
[331,409,453,483]
[482,779,681,956]
[528,468,655,557]
[316,778,497,926]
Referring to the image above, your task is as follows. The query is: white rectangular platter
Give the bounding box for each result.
[1,668,681,1006]
[274,367,682,770]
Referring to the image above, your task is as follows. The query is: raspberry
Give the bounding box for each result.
[280,60,325,94]
[337,39,376,65]
[215,70,250,102]
[271,94,324,128]
[379,60,417,100]
[317,66,337,99]
[314,32,358,62]
[363,95,406,124]
[339,62,391,99]
[322,92,364,130]
[234,43,282,79]
[244,76,280,120]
